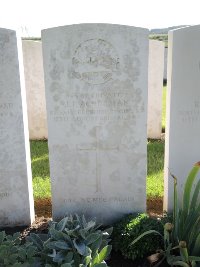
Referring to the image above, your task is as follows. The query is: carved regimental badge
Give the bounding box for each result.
[72,39,120,85]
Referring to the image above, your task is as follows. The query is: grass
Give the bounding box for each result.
[147,139,164,197]
[30,140,51,199]
[30,139,165,199]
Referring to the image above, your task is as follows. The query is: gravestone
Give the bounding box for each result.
[42,24,149,224]
[22,40,48,140]
[147,40,164,139]
[164,47,168,82]
[0,28,34,226]
[164,25,200,211]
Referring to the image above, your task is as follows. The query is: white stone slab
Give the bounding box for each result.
[42,24,149,224]
[164,25,200,211]
[164,47,168,81]
[0,28,34,226]
[22,40,48,140]
[147,40,164,139]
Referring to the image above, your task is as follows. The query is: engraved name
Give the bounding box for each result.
[179,100,200,124]
[0,192,9,199]
[50,92,134,122]
[64,196,134,203]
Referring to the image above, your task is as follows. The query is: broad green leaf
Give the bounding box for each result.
[56,217,69,231]
[183,163,200,216]
[73,239,90,256]
[91,251,99,265]
[129,230,163,246]
[86,233,100,245]
[91,236,102,257]
[27,245,37,258]
[53,250,65,263]
[170,261,189,267]
[190,179,200,211]
[49,228,66,240]
[84,221,96,231]
[28,233,43,250]
[83,255,91,265]
[18,247,26,260]
[64,251,74,262]
[45,241,58,249]
[55,241,71,250]
[98,245,112,263]
[192,232,200,256]
[79,229,87,239]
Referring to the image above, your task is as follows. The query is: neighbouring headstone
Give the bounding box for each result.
[42,24,149,224]
[164,47,168,82]
[164,25,200,211]
[0,28,34,226]
[147,40,164,139]
[22,40,48,140]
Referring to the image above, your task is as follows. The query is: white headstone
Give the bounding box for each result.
[164,47,168,81]
[147,40,164,139]
[42,24,149,224]
[22,40,48,140]
[164,25,200,211]
[0,29,34,226]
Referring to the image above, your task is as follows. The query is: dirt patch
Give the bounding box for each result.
[147,197,163,217]
[34,198,52,217]
[34,197,164,219]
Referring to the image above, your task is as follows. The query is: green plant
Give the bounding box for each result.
[171,162,200,255]
[112,213,168,260]
[27,214,112,266]
[0,231,38,266]
[130,162,200,266]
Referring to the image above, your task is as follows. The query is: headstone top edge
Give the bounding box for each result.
[169,25,200,34]
[0,27,16,33]
[41,23,149,35]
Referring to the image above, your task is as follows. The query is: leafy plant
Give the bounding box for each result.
[170,162,200,255]
[27,214,112,266]
[0,231,38,266]
[130,162,200,266]
[112,213,168,260]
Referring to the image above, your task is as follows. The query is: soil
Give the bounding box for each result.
[1,197,168,267]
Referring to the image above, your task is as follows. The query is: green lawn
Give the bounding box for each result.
[30,139,165,199]
[147,140,164,197]
[30,141,51,199]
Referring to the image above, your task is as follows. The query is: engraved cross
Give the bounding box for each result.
[77,126,119,193]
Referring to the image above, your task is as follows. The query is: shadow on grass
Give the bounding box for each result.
[30,140,50,179]
[147,139,164,176]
